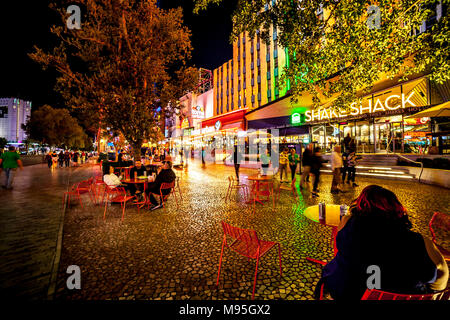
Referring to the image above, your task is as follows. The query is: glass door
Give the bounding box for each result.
[374,123,390,153]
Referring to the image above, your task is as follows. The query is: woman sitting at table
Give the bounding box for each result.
[103,165,128,191]
[145,160,176,211]
[315,185,448,300]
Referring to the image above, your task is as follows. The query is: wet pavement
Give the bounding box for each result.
[0,162,98,299]
[53,160,449,300]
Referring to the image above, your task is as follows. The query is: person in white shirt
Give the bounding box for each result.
[331,146,344,193]
[103,165,124,189]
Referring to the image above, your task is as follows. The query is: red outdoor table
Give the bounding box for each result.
[122,178,149,204]
[247,174,274,205]
[303,204,345,266]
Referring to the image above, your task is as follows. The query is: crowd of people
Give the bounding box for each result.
[45,150,90,169]
[233,133,361,198]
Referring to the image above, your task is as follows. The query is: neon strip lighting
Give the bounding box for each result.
[356,172,413,179]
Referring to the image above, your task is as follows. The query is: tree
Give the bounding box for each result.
[22,105,92,150]
[194,0,449,109]
[0,137,7,150]
[30,0,198,160]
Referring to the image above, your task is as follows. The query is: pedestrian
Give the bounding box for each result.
[72,151,79,165]
[300,144,313,189]
[45,152,53,168]
[64,150,71,167]
[279,148,289,183]
[233,141,242,182]
[0,146,23,190]
[310,147,324,197]
[346,151,361,187]
[341,150,349,183]
[288,148,300,182]
[52,152,58,169]
[331,145,344,193]
[260,148,271,176]
[201,146,206,166]
[343,133,352,153]
[81,151,85,164]
[58,151,65,168]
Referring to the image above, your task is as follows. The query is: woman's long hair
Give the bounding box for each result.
[349,185,412,229]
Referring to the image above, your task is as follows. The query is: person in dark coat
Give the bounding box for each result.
[315,185,448,300]
[145,161,176,210]
[310,147,325,197]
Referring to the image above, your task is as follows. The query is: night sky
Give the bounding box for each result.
[0,0,236,109]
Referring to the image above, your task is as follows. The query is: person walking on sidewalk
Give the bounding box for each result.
[279,148,289,183]
[300,144,313,189]
[331,145,344,193]
[345,151,361,187]
[45,152,53,168]
[311,147,324,197]
[233,141,243,183]
[0,146,23,190]
[288,148,300,182]
[64,150,71,167]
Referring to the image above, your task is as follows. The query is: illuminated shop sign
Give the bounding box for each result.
[305,91,417,122]
[291,113,304,125]
[192,105,205,119]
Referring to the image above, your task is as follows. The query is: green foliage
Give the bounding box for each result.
[0,137,7,149]
[30,0,198,159]
[22,105,92,150]
[194,0,450,110]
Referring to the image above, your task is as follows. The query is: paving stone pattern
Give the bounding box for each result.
[54,160,450,300]
[0,163,99,299]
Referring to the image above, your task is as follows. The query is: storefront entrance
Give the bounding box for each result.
[374,120,403,153]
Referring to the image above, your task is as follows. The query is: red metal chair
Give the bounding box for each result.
[251,180,275,214]
[63,182,84,209]
[216,221,282,300]
[76,178,95,204]
[103,186,135,221]
[225,176,249,202]
[275,177,298,203]
[428,212,450,261]
[361,288,450,300]
[149,181,178,209]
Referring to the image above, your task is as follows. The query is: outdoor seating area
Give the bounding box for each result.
[55,161,450,301]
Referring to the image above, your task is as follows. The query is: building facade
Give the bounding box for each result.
[213,26,289,117]
[0,98,31,143]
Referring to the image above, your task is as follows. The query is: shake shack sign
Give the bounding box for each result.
[305,91,418,123]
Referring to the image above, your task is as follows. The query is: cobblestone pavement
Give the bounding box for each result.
[0,163,99,299]
[54,159,450,300]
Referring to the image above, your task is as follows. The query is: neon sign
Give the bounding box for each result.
[305,91,417,122]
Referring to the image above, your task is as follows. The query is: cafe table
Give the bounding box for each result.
[247,174,274,205]
[122,177,150,205]
[303,204,346,266]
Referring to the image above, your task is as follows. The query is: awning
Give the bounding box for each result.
[405,101,450,118]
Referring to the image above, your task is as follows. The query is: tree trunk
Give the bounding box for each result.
[132,142,142,162]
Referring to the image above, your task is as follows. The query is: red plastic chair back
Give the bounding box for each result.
[160,181,175,192]
[221,221,260,258]
[361,288,450,300]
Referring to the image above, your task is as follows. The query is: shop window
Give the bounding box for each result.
[267,71,271,80]
[266,53,270,62]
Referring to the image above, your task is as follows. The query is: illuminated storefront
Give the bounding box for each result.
[246,76,449,154]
